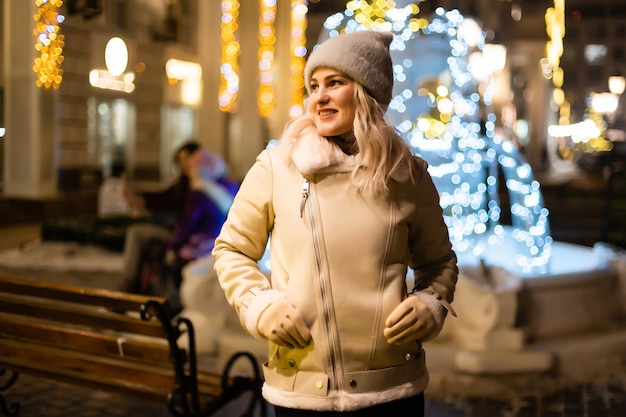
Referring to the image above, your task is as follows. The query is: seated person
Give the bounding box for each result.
[119,146,238,302]
[162,148,239,287]
[118,141,201,291]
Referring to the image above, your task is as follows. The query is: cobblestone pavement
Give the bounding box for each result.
[0,372,268,417]
[2,372,626,417]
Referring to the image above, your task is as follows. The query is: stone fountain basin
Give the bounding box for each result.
[425,235,626,398]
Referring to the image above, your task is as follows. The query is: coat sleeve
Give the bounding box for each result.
[408,158,459,331]
[212,150,276,335]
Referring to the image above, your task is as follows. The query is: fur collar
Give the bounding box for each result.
[282,118,357,176]
[279,116,412,183]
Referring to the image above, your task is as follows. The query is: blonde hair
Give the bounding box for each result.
[351,83,416,195]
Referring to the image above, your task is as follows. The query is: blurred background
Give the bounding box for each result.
[1,2,626,415]
[2,0,626,250]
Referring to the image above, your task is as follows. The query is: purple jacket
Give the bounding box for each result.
[166,177,238,262]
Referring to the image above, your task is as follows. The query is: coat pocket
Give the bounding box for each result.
[262,363,329,396]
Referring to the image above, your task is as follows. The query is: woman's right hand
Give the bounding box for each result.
[257,298,311,348]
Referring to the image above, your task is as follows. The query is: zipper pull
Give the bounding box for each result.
[300,178,309,218]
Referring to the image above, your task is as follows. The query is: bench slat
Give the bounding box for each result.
[196,370,227,396]
[0,275,172,314]
[0,358,225,403]
[0,339,225,401]
[0,337,178,391]
[0,294,165,338]
[0,314,172,364]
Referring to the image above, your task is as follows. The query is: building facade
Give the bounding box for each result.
[1,0,281,198]
[2,0,625,201]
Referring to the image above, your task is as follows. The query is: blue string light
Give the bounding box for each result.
[320,2,552,274]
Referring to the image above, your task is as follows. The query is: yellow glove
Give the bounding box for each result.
[257,298,311,348]
[383,294,437,345]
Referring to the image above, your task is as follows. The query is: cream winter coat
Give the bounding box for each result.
[212,128,458,412]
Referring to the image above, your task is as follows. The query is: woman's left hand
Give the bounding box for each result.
[383,295,436,345]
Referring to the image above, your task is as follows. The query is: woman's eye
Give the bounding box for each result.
[310,84,319,91]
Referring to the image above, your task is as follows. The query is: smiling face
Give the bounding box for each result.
[307,67,357,137]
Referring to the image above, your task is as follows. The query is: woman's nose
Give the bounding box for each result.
[314,87,330,104]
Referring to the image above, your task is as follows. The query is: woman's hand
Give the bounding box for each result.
[257,299,311,348]
[383,295,436,345]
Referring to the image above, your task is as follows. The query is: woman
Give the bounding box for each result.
[212,30,458,416]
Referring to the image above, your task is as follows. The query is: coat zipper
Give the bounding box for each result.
[300,178,309,218]
[300,177,342,391]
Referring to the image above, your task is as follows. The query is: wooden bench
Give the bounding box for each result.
[0,275,265,417]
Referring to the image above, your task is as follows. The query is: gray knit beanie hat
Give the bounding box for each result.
[305,30,394,108]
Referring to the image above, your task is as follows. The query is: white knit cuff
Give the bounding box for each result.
[413,290,446,342]
[243,288,284,339]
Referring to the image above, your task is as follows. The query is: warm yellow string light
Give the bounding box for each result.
[347,0,398,31]
[33,0,65,89]
[258,0,277,117]
[545,0,565,107]
[219,0,240,112]
[289,0,308,118]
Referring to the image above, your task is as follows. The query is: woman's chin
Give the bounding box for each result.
[317,128,350,137]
